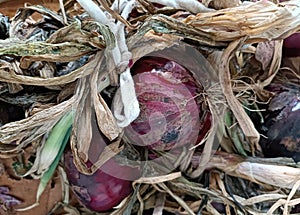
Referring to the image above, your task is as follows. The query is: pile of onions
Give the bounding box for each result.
[64,54,212,212]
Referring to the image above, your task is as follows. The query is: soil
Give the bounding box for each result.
[0,157,63,215]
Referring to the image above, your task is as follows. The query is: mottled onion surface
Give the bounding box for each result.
[124,56,211,151]
[64,149,135,212]
[260,86,300,161]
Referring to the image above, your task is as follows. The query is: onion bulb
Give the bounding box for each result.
[123,56,211,151]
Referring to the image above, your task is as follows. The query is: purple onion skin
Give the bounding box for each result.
[64,117,141,212]
[64,149,136,212]
[125,56,211,151]
[283,33,300,49]
[282,47,300,58]
[282,32,300,57]
[260,86,300,161]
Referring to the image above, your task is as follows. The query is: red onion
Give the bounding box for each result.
[124,56,211,151]
[282,32,300,57]
[64,149,136,212]
[64,117,140,212]
[260,85,300,161]
[283,32,300,49]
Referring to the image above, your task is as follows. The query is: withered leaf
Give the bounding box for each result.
[0,52,100,86]
[0,42,95,69]
[0,96,74,156]
[218,38,260,151]
[46,21,106,50]
[0,91,57,107]
[184,1,300,43]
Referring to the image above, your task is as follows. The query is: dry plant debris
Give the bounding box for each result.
[0,0,299,214]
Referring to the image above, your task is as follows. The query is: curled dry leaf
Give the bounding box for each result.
[70,51,121,174]
[0,97,74,156]
[184,0,300,43]
[191,151,300,190]
[136,0,300,48]
[0,21,107,86]
[0,6,112,158]
[218,38,260,151]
